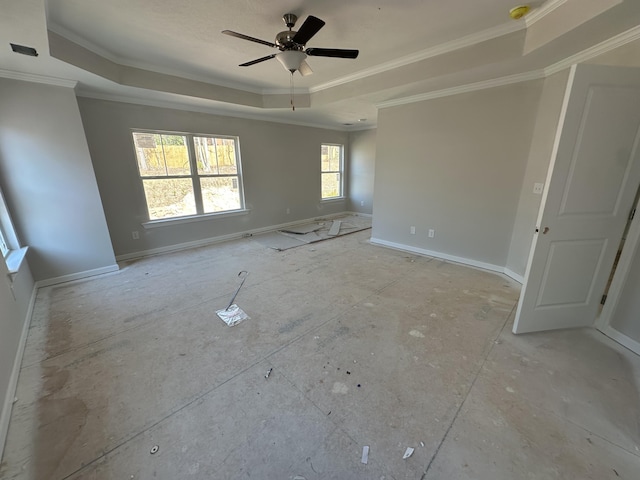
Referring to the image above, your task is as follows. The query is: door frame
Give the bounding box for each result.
[595,191,640,354]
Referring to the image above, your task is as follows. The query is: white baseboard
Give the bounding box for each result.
[369,237,513,278]
[116,211,364,262]
[599,325,640,356]
[344,211,373,218]
[503,268,525,284]
[0,282,37,461]
[35,264,120,288]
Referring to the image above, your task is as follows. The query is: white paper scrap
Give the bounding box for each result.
[361,446,369,464]
[403,447,414,459]
[216,304,249,326]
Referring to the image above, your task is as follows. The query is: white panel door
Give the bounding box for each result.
[513,65,640,334]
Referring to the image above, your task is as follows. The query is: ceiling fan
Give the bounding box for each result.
[222,13,359,77]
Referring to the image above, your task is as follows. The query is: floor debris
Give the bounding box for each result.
[217,271,250,326]
[150,445,159,454]
[216,304,249,326]
[265,368,273,379]
[253,214,371,251]
[420,441,425,447]
[327,220,342,236]
[225,271,248,310]
[281,224,323,234]
[361,445,369,464]
[402,447,414,459]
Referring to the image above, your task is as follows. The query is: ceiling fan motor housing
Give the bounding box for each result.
[276,30,301,49]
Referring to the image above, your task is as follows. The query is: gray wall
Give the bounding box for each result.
[372,81,543,268]
[505,70,571,278]
[0,79,116,282]
[77,98,349,258]
[348,129,376,214]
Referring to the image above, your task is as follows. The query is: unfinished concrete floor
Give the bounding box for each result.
[2,229,640,479]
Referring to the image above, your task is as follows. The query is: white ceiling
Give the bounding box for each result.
[46,0,524,90]
[2,0,640,129]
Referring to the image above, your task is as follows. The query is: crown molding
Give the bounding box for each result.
[0,69,77,88]
[545,24,640,75]
[75,90,349,131]
[376,70,546,109]
[48,24,268,95]
[375,22,640,110]
[525,0,568,27]
[309,21,524,94]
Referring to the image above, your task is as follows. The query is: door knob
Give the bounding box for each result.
[542,227,550,234]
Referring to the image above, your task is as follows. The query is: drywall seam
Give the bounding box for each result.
[0,283,37,461]
[0,69,77,88]
[35,264,120,288]
[369,238,505,275]
[115,211,361,262]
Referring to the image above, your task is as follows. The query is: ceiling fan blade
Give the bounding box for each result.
[222,30,276,48]
[292,16,325,45]
[239,54,277,67]
[298,60,313,77]
[305,48,359,59]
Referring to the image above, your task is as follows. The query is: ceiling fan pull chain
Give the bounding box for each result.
[290,72,295,111]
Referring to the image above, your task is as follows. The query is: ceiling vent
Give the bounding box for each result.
[10,43,38,57]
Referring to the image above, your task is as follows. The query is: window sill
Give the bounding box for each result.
[142,209,250,229]
[5,246,28,275]
[320,197,346,203]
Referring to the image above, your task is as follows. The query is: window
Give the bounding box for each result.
[132,131,244,221]
[321,144,344,199]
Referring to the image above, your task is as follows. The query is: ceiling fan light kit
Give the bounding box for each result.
[276,50,307,73]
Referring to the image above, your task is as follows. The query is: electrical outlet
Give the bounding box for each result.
[132,231,140,240]
[428,229,435,238]
[533,183,544,195]
[360,200,364,206]
[410,226,416,235]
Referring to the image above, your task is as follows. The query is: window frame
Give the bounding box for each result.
[131,129,246,224]
[320,143,344,200]
[0,187,28,273]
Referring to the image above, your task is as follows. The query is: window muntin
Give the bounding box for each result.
[321,144,344,199]
[0,226,8,258]
[132,131,244,221]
